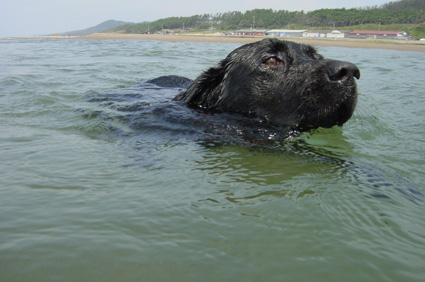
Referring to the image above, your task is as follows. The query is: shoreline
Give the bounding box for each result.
[7,32,425,52]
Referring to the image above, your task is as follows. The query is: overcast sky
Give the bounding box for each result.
[1,0,392,37]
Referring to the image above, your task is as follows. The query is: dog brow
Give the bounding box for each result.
[303,45,317,55]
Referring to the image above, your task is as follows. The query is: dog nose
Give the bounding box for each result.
[327,61,360,82]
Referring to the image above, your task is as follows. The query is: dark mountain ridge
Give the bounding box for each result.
[56,20,133,36]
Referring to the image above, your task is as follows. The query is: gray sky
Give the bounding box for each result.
[1,0,392,37]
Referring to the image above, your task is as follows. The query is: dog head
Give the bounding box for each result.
[174,38,360,130]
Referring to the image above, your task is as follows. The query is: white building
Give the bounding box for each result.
[304,30,345,39]
[265,29,307,38]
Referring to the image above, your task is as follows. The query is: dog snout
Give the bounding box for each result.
[327,61,360,83]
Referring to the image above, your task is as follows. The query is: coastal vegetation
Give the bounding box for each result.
[106,0,425,38]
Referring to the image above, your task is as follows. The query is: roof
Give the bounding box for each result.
[348,30,403,35]
[306,30,341,33]
[235,29,267,33]
[266,29,307,33]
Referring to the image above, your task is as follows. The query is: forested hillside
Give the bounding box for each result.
[107,0,425,38]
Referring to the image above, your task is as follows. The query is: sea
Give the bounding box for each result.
[0,38,424,281]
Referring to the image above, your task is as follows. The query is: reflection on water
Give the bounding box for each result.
[194,136,423,206]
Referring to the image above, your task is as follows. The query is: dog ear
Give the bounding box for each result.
[173,59,228,109]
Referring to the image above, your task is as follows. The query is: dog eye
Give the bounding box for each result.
[265,57,283,67]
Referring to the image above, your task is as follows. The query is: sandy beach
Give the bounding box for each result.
[10,32,425,52]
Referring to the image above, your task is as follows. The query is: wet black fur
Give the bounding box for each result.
[173,38,360,130]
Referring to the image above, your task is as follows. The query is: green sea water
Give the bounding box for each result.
[1,38,424,281]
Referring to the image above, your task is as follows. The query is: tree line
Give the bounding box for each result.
[107,0,425,36]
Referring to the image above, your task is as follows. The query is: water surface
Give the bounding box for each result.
[1,38,424,281]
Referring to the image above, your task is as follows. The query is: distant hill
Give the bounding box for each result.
[57,20,132,36]
[108,0,425,38]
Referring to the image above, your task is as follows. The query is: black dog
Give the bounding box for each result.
[173,38,360,130]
